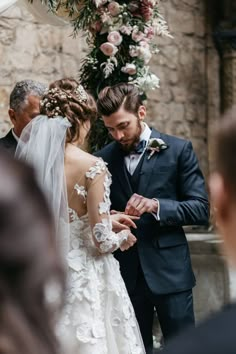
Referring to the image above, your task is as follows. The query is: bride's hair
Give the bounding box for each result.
[40,78,97,143]
[0,152,65,354]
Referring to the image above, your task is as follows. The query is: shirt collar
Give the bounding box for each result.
[139,122,151,143]
[11,129,19,142]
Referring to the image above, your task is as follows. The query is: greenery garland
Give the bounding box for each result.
[32,0,171,151]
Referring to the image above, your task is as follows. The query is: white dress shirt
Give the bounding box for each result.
[124,123,151,175]
[124,123,160,220]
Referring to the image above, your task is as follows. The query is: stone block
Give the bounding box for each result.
[169,9,195,34]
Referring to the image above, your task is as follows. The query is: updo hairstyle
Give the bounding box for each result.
[40,78,97,143]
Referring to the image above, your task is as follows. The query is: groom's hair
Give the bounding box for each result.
[97,83,143,117]
[10,80,46,112]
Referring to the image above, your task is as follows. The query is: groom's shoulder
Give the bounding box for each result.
[159,131,191,150]
[94,141,117,160]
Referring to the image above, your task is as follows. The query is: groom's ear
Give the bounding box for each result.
[138,105,146,121]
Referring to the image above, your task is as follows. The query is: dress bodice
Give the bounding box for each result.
[67,158,129,257]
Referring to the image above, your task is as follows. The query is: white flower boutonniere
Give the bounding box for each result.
[147,138,168,160]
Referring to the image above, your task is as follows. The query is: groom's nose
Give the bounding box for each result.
[113,130,124,141]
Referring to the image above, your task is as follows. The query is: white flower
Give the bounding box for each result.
[146,138,168,159]
[107,31,123,46]
[93,0,107,8]
[120,25,133,35]
[100,42,118,56]
[131,68,160,91]
[138,41,152,63]
[152,15,173,38]
[129,45,139,57]
[100,12,112,25]
[121,63,137,75]
[100,56,118,78]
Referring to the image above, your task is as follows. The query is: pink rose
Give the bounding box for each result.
[107,31,123,46]
[100,42,118,56]
[132,27,145,42]
[144,26,154,39]
[121,63,137,75]
[108,2,121,16]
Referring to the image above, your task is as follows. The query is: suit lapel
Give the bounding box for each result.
[138,129,161,196]
[111,144,133,199]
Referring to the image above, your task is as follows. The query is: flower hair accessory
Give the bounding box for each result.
[40,84,88,117]
[75,84,88,103]
[147,138,168,160]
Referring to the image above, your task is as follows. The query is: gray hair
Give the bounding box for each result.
[10,80,47,112]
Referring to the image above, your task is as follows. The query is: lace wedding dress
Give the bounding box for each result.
[57,158,145,354]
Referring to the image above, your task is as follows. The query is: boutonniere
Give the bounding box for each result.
[146,138,168,160]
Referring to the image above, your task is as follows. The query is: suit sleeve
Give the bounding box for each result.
[158,141,209,227]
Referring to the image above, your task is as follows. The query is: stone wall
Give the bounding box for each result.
[0,0,221,178]
[147,0,220,178]
[0,3,86,134]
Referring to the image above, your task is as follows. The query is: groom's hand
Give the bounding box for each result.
[125,193,158,217]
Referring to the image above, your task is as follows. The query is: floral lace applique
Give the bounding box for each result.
[99,173,111,215]
[74,184,87,200]
[93,219,129,253]
[86,159,112,215]
[68,207,79,222]
[86,159,107,179]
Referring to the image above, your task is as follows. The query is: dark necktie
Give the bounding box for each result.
[132,140,146,154]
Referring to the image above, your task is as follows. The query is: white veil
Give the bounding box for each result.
[15,115,71,257]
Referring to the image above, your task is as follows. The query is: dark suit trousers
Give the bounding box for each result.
[130,266,195,354]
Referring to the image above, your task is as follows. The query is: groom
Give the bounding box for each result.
[95,83,209,353]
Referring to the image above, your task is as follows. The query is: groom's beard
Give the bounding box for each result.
[118,119,142,154]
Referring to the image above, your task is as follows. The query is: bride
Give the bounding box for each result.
[16,78,145,354]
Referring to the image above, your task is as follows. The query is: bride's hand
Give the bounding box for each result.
[120,233,137,251]
[110,213,139,232]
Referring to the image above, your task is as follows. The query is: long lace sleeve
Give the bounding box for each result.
[86,159,129,253]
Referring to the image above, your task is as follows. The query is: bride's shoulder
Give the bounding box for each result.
[65,145,106,176]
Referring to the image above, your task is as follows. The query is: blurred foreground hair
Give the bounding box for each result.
[0,152,65,354]
[214,105,236,197]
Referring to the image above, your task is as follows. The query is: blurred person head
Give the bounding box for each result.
[40,78,97,146]
[0,152,65,354]
[9,80,46,137]
[97,83,146,153]
[210,105,236,266]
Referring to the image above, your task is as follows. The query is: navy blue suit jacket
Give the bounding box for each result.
[96,129,209,295]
